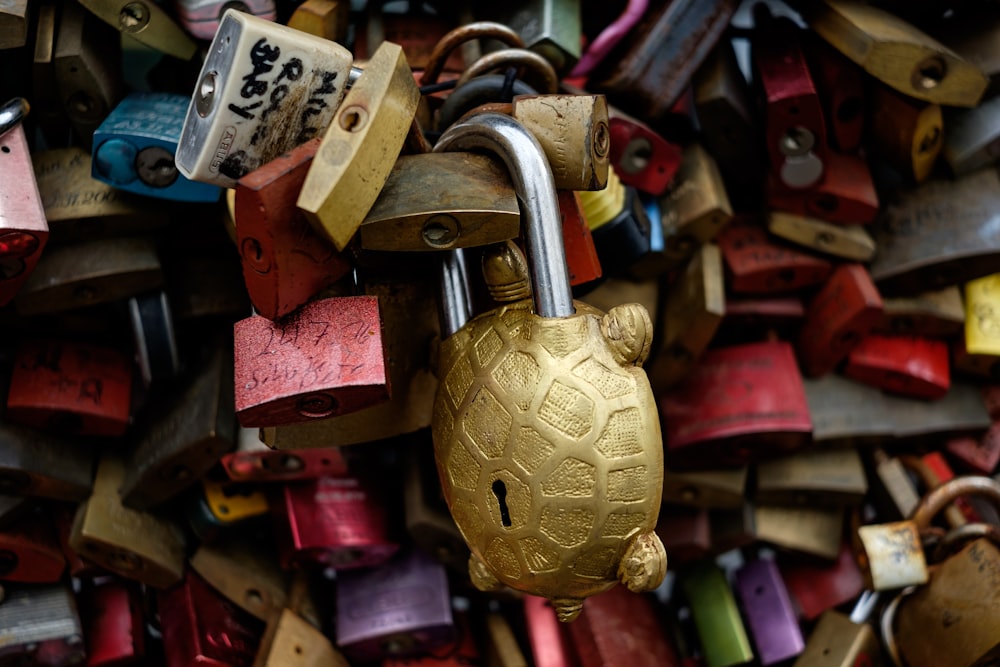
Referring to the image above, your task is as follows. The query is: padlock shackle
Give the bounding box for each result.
[434,113,574,319]
[438,249,473,337]
[909,475,1000,529]
[420,22,525,87]
[0,97,29,139]
[457,49,559,94]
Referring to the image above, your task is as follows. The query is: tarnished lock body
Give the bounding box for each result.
[431,114,665,622]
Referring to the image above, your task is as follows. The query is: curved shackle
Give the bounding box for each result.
[0,98,29,139]
[419,22,525,87]
[434,113,575,321]
[910,475,1000,529]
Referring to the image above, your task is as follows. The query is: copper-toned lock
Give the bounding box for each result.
[716,221,832,294]
[234,295,390,427]
[0,123,49,308]
[287,0,350,43]
[79,579,145,667]
[660,340,812,470]
[662,467,747,510]
[753,12,828,190]
[797,263,883,377]
[844,334,950,400]
[272,475,399,570]
[235,137,352,321]
[6,339,133,437]
[767,152,879,225]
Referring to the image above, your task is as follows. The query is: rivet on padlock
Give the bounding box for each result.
[78,0,197,60]
[432,112,666,622]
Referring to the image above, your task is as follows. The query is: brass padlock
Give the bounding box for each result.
[287,0,350,43]
[0,0,27,49]
[431,112,666,622]
[78,0,196,60]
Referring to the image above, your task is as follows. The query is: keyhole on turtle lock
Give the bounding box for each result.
[492,480,512,527]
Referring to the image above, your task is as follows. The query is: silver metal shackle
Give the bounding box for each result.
[433,112,575,320]
[438,248,473,338]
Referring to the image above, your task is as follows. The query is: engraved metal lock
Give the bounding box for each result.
[855,520,928,591]
[431,112,666,622]
[0,122,49,308]
[734,559,805,665]
[175,0,277,40]
[679,559,754,667]
[177,9,353,188]
[92,93,222,202]
[884,476,1000,667]
[0,584,86,666]
[233,295,390,427]
[78,579,145,667]
[843,334,950,400]
[715,221,832,295]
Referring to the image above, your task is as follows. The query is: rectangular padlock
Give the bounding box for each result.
[679,560,754,667]
[175,0,277,40]
[0,124,49,308]
[15,236,162,316]
[6,339,133,437]
[658,144,733,269]
[255,608,350,667]
[190,537,288,622]
[261,277,438,448]
[753,14,828,191]
[888,381,991,441]
[0,506,65,584]
[867,82,943,184]
[943,94,1000,176]
[655,505,711,566]
[606,109,682,196]
[587,0,738,124]
[287,0,350,43]
[176,9,353,187]
[710,503,757,555]
[797,263,883,377]
[946,424,1000,476]
[356,3,460,73]
[875,286,965,338]
[660,340,812,469]
[843,334,950,399]
[767,152,879,226]
[0,0,27,48]
[481,0,580,75]
[359,152,521,252]
[733,559,804,665]
[755,449,868,508]
[661,467,747,510]
[158,570,264,667]
[119,345,234,509]
[964,273,1000,371]
[579,173,654,277]
[222,426,348,483]
[559,190,603,287]
[567,585,680,667]
[868,448,921,521]
[780,541,865,620]
[234,295,390,427]
[79,579,145,667]
[92,93,221,202]
[0,584,86,666]
[79,0,195,59]
[803,0,988,107]
[0,418,94,503]
[272,475,399,570]
[766,211,876,262]
[803,373,896,446]
[855,521,928,591]
[718,296,805,346]
[872,169,1000,298]
[792,600,881,667]
[524,595,578,667]
[716,221,832,294]
[235,137,352,320]
[198,478,270,529]
[755,504,844,561]
[335,549,454,662]
[32,147,168,242]
[70,456,186,589]
[485,612,529,667]
[649,243,724,390]
[806,37,864,153]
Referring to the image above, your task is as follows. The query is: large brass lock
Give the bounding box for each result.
[430,113,666,622]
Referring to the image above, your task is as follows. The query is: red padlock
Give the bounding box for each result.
[559,190,602,287]
[607,110,683,196]
[768,152,879,225]
[221,427,349,483]
[271,475,399,570]
[524,595,580,667]
[946,423,1000,476]
[6,339,133,437]
[233,296,390,427]
[0,123,49,307]
[235,138,352,321]
[0,509,65,583]
[660,340,812,470]
[80,579,145,667]
[780,541,864,621]
[752,14,828,190]
[844,334,950,400]
[798,264,884,377]
[716,221,832,294]
[806,37,865,153]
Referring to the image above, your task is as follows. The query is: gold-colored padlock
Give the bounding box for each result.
[766,212,875,262]
[0,0,27,49]
[190,537,288,622]
[287,0,350,43]
[77,0,196,60]
[431,113,666,622]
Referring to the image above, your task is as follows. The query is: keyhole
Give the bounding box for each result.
[492,480,512,527]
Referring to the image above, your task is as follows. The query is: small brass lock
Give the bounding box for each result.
[431,113,666,622]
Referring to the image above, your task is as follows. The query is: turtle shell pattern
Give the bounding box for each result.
[432,298,664,601]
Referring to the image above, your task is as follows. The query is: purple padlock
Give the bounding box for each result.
[335,549,455,662]
[734,558,805,665]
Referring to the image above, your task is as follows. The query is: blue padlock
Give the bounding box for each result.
[92,93,221,203]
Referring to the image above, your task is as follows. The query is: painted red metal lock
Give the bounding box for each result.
[0,511,65,583]
[158,570,262,667]
[0,124,49,307]
[798,264,883,377]
[716,222,832,294]
[768,152,879,225]
[660,341,812,469]
[235,138,352,321]
[233,296,390,427]
[81,579,145,666]
[524,595,580,667]
[844,334,950,400]
[752,14,828,190]
[607,111,683,196]
[272,475,399,570]
[6,339,133,437]
[780,541,864,621]
[222,428,349,483]
[568,585,680,667]
[806,38,864,153]
[946,423,1000,476]
[560,190,602,287]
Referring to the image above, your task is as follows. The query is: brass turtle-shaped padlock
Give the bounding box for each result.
[431,113,667,622]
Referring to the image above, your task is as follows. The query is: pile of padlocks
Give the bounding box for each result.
[1,0,1000,664]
